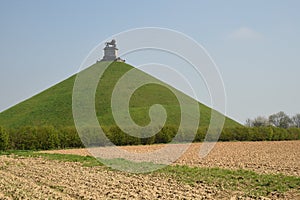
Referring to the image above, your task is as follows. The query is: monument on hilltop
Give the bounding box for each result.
[98,39,125,62]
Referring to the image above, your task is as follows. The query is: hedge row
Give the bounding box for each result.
[0,126,299,150]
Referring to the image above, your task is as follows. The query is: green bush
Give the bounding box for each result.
[140,127,155,145]
[3,125,300,151]
[248,127,271,141]
[287,128,300,140]
[204,128,222,142]
[174,128,195,143]
[155,126,174,144]
[194,127,206,142]
[107,126,126,146]
[58,126,83,148]
[35,126,60,150]
[10,126,38,150]
[78,127,111,147]
[0,127,9,150]
[271,127,288,141]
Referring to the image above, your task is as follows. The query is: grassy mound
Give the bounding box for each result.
[0,62,240,129]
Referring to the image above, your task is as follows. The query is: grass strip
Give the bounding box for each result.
[0,150,102,167]
[158,165,300,197]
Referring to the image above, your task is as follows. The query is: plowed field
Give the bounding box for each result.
[0,155,247,200]
[44,141,300,176]
[1,141,299,199]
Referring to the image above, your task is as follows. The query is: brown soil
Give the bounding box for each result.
[43,141,300,176]
[0,155,250,200]
[1,141,300,199]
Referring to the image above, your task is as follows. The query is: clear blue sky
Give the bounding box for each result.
[0,0,299,124]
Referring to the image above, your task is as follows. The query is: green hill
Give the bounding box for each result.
[0,62,241,129]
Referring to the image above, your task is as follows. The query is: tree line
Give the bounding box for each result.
[0,125,299,151]
[245,111,300,129]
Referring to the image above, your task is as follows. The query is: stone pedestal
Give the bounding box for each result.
[99,39,125,62]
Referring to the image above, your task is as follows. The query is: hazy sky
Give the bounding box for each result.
[0,0,299,124]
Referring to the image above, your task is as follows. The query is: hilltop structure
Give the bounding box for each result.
[98,39,125,62]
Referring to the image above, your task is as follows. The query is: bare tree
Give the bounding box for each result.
[245,118,253,127]
[252,116,269,127]
[269,111,292,129]
[292,114,300,128]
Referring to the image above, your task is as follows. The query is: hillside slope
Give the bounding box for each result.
[0,62,241,129]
